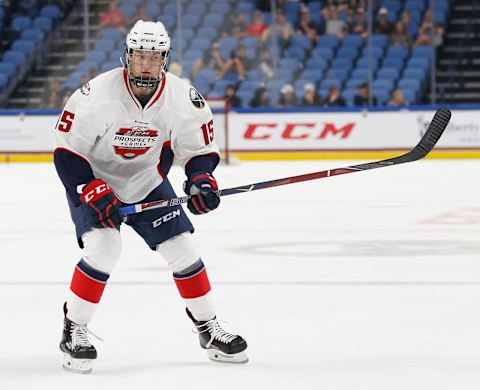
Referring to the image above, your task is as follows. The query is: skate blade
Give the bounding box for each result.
[207,349,249,364]
[62,353,93,374]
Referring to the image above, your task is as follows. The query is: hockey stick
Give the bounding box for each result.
[120,107,451,216]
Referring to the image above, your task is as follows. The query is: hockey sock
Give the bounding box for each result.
[68,259,110,324]
[173,259,215,321]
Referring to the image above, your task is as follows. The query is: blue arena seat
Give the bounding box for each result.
[331,58,353,70]
[290,35,311,51]
[283,46,306,61]
[118,4,138,17]
[3,51,26,67]
[0,73,8,89]
[11,40,35,55]
[337,47,358,59]
[342,35,364,49]
[305,58,328,71]
[102,28,123,41]
[316,35,339,50]
[32,17,53,32]
[407,57,430,70]
[345,78,366,89]
[403,68,426,80]
[382,57,404,69]
[386,46,410,60]
[377,68,400,81]
[12,16,32,31]
[356,57,379,70]
[300,69,323,82]
[400,89,417,103]
[186,3,208,16]
[146,4,161,18]
[371,34,388,50]
[86,51,108,65]
[311,47,334,61]
[40,4,62,19]
[361,46,384,60]
[0,62,16,78]
[326,68,350,82]
[95,39,116,52]
[190,38,212,52]
[197,27,218,42]
[202,14,224,29]
[21,29,45,43]
[351,68,372,79]
[372,79,394,92]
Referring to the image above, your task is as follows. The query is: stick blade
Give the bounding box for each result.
[414,107,451,158]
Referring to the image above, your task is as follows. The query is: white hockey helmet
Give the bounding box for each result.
[124,20,171,88]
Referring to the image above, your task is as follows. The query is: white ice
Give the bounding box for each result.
[1,159,480,390]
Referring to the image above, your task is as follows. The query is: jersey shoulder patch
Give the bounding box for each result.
[80,82,91,96]
[189,87,205,109]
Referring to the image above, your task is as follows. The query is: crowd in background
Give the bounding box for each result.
[1,0,446,109]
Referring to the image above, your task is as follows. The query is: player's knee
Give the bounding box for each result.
[81,228,122,273]
[156,232,201,273]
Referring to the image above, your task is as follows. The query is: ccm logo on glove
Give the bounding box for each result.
[82,182,111,203]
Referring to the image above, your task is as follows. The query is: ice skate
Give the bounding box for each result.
[187,308,249,364]
[59,303,97,374]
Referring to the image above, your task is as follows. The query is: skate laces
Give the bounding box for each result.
[70,323,103,348]
[195,319,237,348]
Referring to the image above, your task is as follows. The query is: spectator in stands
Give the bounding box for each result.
[99,1,126,34]
[322,85,347,107]
[217,44,255,81]
[415,11,445,48]
[400,10,417,37]
[387,89,408,106]
[301,83,322,106]
[169,62,183,78]
[224,12,248,40]
[191,42,225,80]
[433,23,445,48]
[323,6,347,40]
[390,21,412,48]
[374,7,393,35]
[261,9,294,49]
[353,83,377,106]
[296,6,318,45]
[43,79,62,109]
[224,84,242,108]
[277,84,298,107]
[257,48,276,79]
[418,10,434,36]
[322,0,350,13]
[250,86,271,107]
[248,10,268,37]
[350,7,368,39]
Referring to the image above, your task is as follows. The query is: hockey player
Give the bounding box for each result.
[54,20,248,374]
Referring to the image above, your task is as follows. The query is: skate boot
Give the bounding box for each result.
[59,302,97,374]
[187,308,248,364]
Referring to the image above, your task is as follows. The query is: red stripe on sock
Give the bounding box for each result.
[70,267,107,304]
[174,268,211,299]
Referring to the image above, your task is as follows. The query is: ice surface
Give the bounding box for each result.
[1,160,480,389]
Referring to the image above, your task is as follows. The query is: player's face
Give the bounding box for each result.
[129,50,164,78]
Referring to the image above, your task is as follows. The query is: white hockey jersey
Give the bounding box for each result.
[54,68,219,203]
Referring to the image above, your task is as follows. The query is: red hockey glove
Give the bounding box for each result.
[184,173,220,215]
[80,179,123,228]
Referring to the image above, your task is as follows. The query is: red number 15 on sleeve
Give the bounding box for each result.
[201,119,214,145]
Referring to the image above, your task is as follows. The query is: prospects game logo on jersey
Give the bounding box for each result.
[112,126,158,159]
